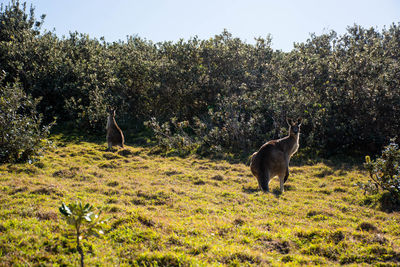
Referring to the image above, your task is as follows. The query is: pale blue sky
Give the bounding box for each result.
[2,0,400,51]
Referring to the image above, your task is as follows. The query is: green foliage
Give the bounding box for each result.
[146,92,275,156]
[0,0,45,87]
[2,1,400,156]
[59,202,107,267]
[0,75,52,163]
[359,140,400,211]
[363,141,400,194]
[144,117,200,156]
[59,202,106,237]
[0,0,44,42]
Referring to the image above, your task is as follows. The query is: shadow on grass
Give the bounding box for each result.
[50,125,152,148]
[50,125,367,176]
[242,186,259,194]
[287,145,371,172]
[362,192,400,213]
[50,125,103,145]
[272,184,296,198]
[272,188,282,198]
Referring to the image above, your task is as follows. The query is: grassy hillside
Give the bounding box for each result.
[0,135,399,266]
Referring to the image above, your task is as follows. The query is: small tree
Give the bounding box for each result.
[362,140,400,197]
[59,202,107,267]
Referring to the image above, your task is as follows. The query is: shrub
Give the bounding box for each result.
[144,117,200,156]
[358,140,400,211]
[145,92,277,157]
[0,76,52,163]
[2,1,400,155]
[363,140,400,195]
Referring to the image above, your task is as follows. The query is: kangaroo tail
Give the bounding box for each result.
[250,152,260,178]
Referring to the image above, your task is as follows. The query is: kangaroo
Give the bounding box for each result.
[106,108,124,151]
[250,118,302,193]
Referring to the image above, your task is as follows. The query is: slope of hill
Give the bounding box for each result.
[0,135,399,266]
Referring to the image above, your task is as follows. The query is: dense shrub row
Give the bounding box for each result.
[1,1,399,159]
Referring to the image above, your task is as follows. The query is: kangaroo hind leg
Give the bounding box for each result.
[257,169,270,193]
[284,166,289,184]
[279,170,286,193]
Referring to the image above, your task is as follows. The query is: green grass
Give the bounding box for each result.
[1,134,400,266]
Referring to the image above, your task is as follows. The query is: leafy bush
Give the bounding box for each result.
[144,117,200,156]
[363,141,400,194]
[145,92,278,156]
[2,1,400,156]
[359,140,400,211]
[0,75,52,163]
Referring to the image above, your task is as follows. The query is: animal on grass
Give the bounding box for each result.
[106,107,124,151]
[250,117,302,193]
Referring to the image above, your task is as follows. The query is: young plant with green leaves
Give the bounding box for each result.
[59,202,107,267]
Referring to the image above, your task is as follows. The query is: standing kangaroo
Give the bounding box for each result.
[250,118,302,193]
[106,108,124,151]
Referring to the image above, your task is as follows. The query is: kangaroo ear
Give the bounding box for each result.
[297,117,303,125]
[286,117,293,126]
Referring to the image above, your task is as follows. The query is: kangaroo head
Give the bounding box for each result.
[287,117,302,136]
[107,107,116,118]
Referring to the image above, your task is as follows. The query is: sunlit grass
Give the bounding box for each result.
[0,134,399,265]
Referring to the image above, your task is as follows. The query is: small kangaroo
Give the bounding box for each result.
[106,108,124,151]
[250,118,302,193]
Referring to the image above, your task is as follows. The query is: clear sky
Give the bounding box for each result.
[2,0,399,51]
